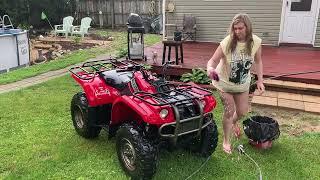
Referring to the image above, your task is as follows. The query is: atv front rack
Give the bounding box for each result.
[133,83,213,145]
[133,83,212,106]
[69,58,142,80]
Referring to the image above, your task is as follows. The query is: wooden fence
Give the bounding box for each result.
[75,0,162,28]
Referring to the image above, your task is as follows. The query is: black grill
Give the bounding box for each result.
[127,13,143,27]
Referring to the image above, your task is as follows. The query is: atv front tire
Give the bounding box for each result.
[116,123,157,180]
[190,121,218,157]
[71,92,101,138]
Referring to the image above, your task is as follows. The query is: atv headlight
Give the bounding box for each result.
[201,99,206,108]
[159,109,169,119]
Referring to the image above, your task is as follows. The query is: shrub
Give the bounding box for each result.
[180,68,211,84]
[117,48,128,58]
[72,36,82,44]
[142,64,152,70]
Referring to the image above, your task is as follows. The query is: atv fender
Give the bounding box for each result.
[111,96,161,126]
[72,75,118,107]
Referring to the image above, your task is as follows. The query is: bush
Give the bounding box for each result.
[116,48,128,58]
[180,68,211,84]
[72,36,82,44]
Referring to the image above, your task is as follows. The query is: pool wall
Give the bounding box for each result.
[0,29,30,73]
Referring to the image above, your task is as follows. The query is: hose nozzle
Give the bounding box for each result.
[237,144,245,154]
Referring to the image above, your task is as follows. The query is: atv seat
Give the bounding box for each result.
[100,70,133,94]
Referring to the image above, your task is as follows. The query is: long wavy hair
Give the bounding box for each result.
[227,13,253,55]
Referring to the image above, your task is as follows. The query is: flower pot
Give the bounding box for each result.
[249,140,273,149]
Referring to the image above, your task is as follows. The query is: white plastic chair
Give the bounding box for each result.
[54,16,74,38]
[71,17,92,38]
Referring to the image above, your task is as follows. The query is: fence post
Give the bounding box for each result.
[111,0,114,29]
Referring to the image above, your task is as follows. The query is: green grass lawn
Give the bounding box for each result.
[0,30,161,85]
[0,75,319,179]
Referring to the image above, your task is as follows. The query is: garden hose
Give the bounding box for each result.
[250,69,320,91]
[265,70,320,80]
[237,144,263,180]
[183,145,264,180]
[184,156,211,180]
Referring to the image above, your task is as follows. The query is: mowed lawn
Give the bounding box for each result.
[0,75,319,179]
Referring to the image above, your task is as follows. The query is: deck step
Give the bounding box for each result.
[264,79,320,93]
[252,90,320,114]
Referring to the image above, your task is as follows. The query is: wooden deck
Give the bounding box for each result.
[141,42,320,84]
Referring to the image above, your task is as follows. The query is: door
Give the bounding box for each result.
[281,0,318,44]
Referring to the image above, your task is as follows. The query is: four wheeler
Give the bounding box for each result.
[69,59,219,179]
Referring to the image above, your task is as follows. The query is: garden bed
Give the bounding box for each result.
[30,34,111,63]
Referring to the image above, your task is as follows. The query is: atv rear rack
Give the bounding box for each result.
[69,58,142,80]
[133,83,212,106]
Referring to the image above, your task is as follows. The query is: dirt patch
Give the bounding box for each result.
[89,33,114,41]
[251,105,320,136]
[54,41,96,51]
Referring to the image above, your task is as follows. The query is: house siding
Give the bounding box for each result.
[315,13,320,47]
[167,0,282,45]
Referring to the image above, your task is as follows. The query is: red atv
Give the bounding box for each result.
[69,59,218,180]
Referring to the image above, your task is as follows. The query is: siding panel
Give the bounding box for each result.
[315,12,320,47]
[167,0,282,45]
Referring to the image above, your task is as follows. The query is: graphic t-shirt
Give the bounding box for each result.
[229,47,253,84]
[212,34,261,93]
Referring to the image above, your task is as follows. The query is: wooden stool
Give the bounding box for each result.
[162,40,183,65]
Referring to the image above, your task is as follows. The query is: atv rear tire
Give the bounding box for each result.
[116,123,157,180]
[190,121,218,157]
[71,92,101,138]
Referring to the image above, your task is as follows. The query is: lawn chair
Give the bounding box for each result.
[182,14,197,41]
[71,17,92,38]
[0,16,3,28]
[54,16,74,38]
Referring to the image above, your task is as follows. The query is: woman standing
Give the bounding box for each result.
[207,13,265,154]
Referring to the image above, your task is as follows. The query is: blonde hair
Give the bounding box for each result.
[227,13,253,55]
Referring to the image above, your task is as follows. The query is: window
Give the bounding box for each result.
[291,0,312,11]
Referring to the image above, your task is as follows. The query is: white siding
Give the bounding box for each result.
[167,0,282,45]
[315,12,320,47]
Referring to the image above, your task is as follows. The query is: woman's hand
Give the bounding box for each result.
[207,67,219,81]
[256,80,265,95]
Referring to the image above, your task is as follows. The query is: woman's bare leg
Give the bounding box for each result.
[219,91,236,154]
[233,91,249,124]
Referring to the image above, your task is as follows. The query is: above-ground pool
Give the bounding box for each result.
[0,28,30,73]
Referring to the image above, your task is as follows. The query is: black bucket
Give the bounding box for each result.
[243,116,280,143]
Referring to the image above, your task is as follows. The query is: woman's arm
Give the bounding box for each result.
[207,45,224,70]
[207,45,224,81]
[254,46,265,93]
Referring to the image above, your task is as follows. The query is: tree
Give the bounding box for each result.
[0,0,76,29]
